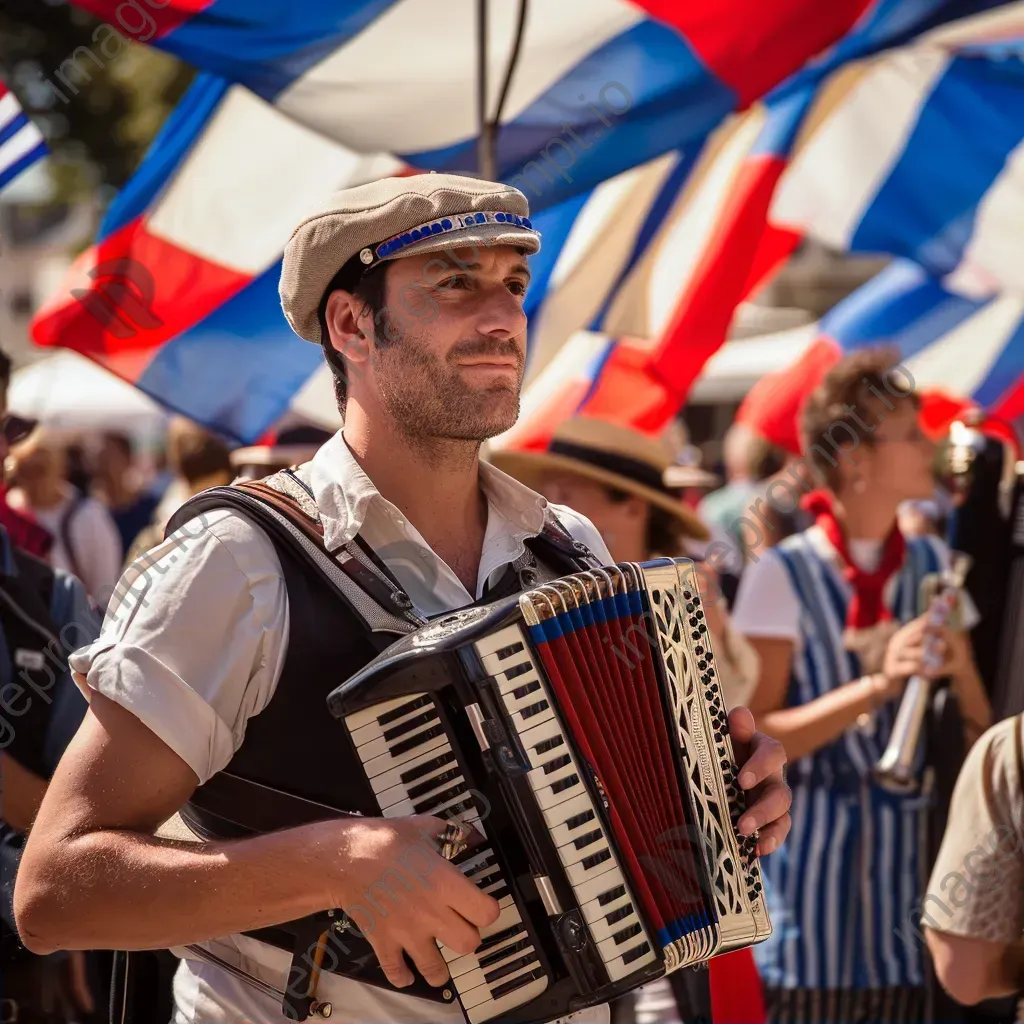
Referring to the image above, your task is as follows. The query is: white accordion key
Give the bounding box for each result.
[480,632,658,990]
[517,716,567,770]
[603,936,656,983]
[359,730,449,781]
[351,705,442,763]
[347,694,545,1022]
[527,754,583,812]
[347,694,436,748]
[440,892,548,1024]
[344,694,430,734]
[368,745,458,797]
[581,887,635,942]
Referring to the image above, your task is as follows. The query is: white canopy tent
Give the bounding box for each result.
[9,351,168,437]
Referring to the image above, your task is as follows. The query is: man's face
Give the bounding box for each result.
[336,244,531,442]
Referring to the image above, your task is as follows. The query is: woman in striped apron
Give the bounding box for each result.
[732,348,992,1024]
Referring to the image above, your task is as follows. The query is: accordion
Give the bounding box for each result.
[326,558,772,1024]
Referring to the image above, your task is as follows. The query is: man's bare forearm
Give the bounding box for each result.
[16,820,345,954]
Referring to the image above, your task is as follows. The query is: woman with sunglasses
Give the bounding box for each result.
[0,412,52,559]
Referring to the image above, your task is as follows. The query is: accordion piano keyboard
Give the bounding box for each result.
[344,693,549,1023]
[475,626,659,984]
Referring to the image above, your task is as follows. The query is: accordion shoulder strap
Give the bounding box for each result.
[531,507,604,571]
[165,473,418,638]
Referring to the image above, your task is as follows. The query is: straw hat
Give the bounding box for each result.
[490,417,709,541]
[230,425,335,470]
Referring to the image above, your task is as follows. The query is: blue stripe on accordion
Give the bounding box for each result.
[566,605,588,635]
[526,590,719,957]
[526,620,556,646]
[658,908,714,948]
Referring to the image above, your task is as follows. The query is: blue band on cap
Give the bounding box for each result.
[371,210,538,263]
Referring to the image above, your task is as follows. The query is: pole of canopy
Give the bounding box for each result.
[477,0,496,180]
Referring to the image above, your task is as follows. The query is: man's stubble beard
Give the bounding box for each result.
[373,313,523,444]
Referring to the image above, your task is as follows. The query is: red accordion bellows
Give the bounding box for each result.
[530,589,708,944]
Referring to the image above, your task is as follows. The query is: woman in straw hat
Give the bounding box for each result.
[491,415,763,1024]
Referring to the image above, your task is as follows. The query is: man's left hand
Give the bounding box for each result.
[729,706,791,857]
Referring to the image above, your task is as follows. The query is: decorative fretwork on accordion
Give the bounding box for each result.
[328,558,772,1024]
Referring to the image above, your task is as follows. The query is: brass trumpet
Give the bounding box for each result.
[873,553,971,793]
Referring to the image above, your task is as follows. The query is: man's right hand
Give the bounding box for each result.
[327,814,500,989]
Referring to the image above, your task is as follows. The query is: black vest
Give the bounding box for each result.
[156,476,602,1018]
[165,474,597,836]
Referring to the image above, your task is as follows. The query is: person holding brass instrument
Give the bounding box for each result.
[732,347,991,1024]
[12,175,791,1024]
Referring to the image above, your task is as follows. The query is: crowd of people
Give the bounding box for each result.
[0,171,1020,1024]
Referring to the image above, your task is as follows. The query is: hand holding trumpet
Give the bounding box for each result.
[874,555,990,791]
[877,614,973,702]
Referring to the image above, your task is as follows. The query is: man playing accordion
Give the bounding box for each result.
[13,174,790,1024]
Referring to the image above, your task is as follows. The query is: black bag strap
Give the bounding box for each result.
[57,490,87,585]
[180,771,356,841]
[529,507,604,573]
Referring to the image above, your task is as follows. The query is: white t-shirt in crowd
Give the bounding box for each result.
[71,432,612,1024]
[731,525,977,648]
[14,484,124,604]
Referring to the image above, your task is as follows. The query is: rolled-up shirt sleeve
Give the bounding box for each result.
[69,509,289,785]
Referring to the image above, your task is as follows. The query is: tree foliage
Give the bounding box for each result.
[0,0,194,203]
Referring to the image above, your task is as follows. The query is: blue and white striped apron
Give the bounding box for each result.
[753,531,943,998]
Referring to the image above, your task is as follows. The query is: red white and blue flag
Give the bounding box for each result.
[29,0,882,442]
[735,259,1024,454]
[31,0,1024,448]
[498,0,1024,454]
[0,81,46,192]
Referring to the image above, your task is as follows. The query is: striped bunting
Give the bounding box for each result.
[0,82,47,192]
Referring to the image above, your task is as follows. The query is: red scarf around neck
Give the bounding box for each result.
[800,490,906,628]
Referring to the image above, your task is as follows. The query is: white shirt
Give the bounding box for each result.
[71,432,611,1024]
[731,525,977,646]
[13,485,124,604]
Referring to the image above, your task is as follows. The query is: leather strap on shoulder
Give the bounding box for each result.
[529,507,604,572]
[165,480,417,638]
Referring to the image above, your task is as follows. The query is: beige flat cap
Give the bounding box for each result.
[280,173,541,344]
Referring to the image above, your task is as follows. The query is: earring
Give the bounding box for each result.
[853,477,867,495]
